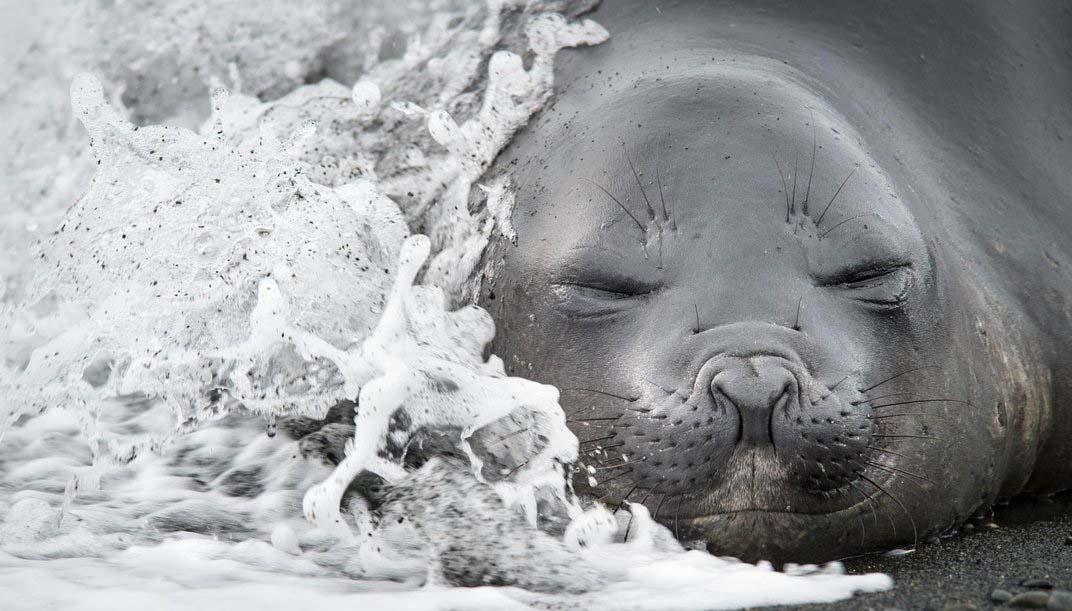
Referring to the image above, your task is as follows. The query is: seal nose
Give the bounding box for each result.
[710,358,796,447]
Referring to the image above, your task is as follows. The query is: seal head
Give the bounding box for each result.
[477,1,1068,561]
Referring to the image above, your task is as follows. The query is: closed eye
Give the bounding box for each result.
[558,283,639,300]
[550,279,657,318]
[820,263,914,308]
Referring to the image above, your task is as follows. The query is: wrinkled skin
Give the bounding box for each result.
[477,0,1072,562]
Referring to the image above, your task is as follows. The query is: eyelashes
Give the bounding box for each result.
[821,263,915,308]
[550,279,657,318]
[551,261,916,320]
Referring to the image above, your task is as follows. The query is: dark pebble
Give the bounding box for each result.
[1049,590,1072,611]
[1064,535,1072,546]
[1023,579,1057,590]
[1009,591,1052,608]
[992,589,1014,603]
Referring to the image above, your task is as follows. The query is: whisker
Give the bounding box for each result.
[869,398,972,410]
[568,402,602,413]
[593,468,635,492]
[872,434,939,441]
[837,488,867,546]
[561,387,638,403]
[674,494,684,539]
[829,375,850,391]
[866,445,912,460]
[638,489,654,506]
[505,460,529,478]
[594,461,632,470]
[694,304,702,334]
[772,150,791,223]
[815,167,856,225]
[818,211,878,239]
[656,163,671,224]
[623,143,656,220]
[791,148,799,217]
[868,413,926,419]
[851,392,912,406]
[862,460,933,484]
[488,427,530,447]
[613,484,641,514]
[859,365,941,394]
[624,487,653,543]
[847,480,886,532]
[804,112,816,215]
[641,378,677,395]
[658,226,664,271]
[580,434,617,445]
[653,490,670,522]
[793,295,804,331]
[857,473,918,549]
[568,416,623,423]
[582,178,646,237]
[819,375,851,401]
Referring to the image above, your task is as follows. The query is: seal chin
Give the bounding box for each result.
[674,493,891,563]
[668,450,898,562]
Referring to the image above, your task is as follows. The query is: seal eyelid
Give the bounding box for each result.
[549,277,659,319]
[548,282,651,320]
[820,261,912,288]
[554,278,657,299]
[822,263,915,308]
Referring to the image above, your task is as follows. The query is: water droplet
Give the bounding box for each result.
[351,80,381,115]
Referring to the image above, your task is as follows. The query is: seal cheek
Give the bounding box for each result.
[775,385,871,496]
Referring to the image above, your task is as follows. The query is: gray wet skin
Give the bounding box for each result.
[477,0,1072,561]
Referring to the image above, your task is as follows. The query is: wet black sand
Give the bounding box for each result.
[767,492,1072,610]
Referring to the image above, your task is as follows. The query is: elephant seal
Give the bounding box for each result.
[476,0,1072,561]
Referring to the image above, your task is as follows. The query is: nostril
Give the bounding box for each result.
[710,372,795,414]
[707,358,801,447]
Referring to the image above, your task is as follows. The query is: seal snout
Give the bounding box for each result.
[709,357,798,448]
[615,345,874,506]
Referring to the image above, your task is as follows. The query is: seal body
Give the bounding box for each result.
[477,0,1072,561]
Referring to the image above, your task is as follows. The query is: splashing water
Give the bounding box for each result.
[0,1,891,608]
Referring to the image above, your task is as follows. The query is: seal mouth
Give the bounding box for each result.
[609,349,874,500]
[571,340,917,535]
[672,464,895,520]
[681,493,883,520]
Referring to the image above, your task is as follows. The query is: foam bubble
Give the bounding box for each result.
[350,80,381,114]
